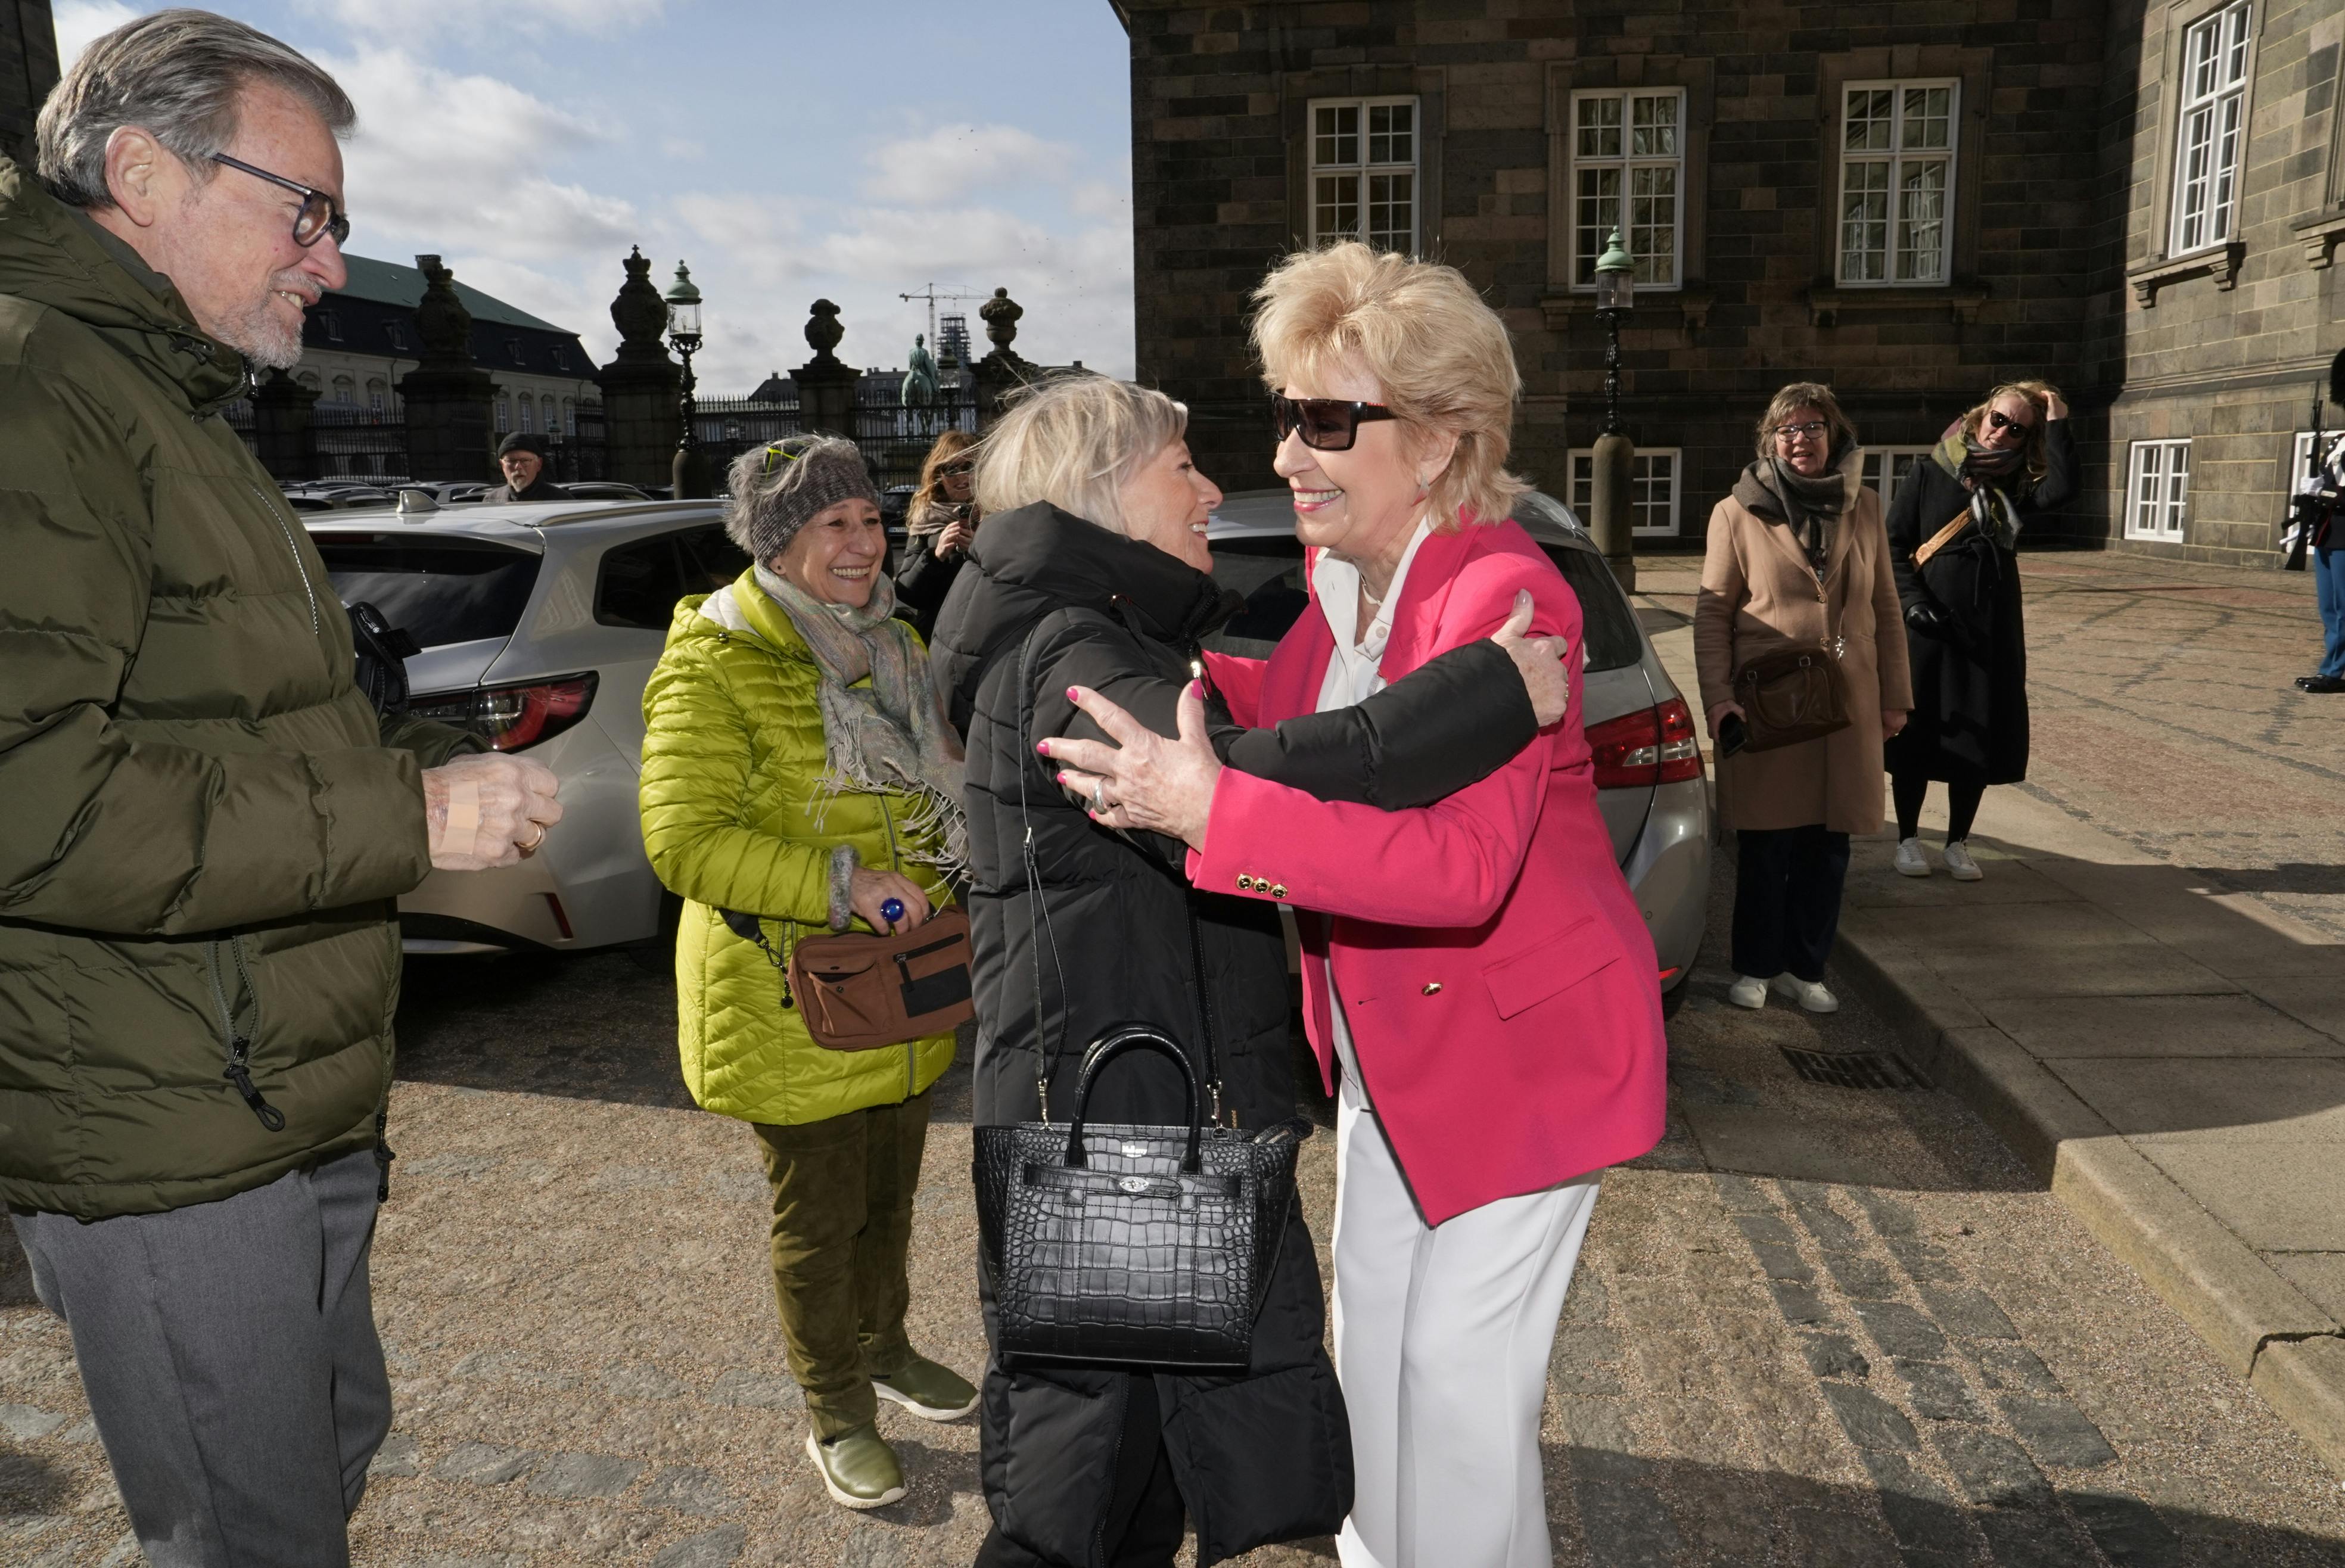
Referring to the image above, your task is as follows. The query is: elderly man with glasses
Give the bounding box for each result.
[0,12,559,1564]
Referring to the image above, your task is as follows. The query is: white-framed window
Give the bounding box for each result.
[1568,89,1684,289]
[494,393,511,432]
[564,399,578,437]
[365,379,385,415]
[1837,80,1958,285]
[1567,447,1682,538]
[518,393,536,434]
[1864,447,1936,514]
[1309,97,1419,253]
[2126,440,2191,540]
[329,374,355,405]
[2170,1,2253,256]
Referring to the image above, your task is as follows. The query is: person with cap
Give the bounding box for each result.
[637,433,976,1511]
[486,431,565,502]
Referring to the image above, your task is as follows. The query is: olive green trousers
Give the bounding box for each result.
[752,1091,932,1439]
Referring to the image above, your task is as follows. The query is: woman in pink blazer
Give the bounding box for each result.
[1045,244,1668,1568]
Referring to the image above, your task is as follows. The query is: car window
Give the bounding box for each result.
[313,534,542,649]
[1541,546,1644,673]
[1205,536,1310,652]
[596,525,750,630]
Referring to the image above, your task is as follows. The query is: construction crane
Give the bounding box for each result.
[899,284,984,355]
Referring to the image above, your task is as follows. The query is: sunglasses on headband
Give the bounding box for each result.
[1272,394,1399,452]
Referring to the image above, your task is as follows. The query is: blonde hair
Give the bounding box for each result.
[973,375,1189,536]
[1755,381,1859,462]
[911,428,979,518]
[1251,242,1526,531]
[1958,380,2060,486]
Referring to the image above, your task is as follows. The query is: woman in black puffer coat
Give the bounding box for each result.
[1885,381,2075,881]
[930,377,1558,1568]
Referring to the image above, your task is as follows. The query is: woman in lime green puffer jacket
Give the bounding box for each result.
[638,435,976,1513]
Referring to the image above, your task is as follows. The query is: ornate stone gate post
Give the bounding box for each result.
[396,255,494,484]
[595,247,683,491]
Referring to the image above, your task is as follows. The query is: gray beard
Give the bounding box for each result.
[212,297,306,370]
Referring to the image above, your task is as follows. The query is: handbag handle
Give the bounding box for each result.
[1063,1025,1203,1174]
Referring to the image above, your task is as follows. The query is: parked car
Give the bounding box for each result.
[559,480,652,502]
[281,483,394,512]
[1204,488,1708,1008]
[307,497,747,957]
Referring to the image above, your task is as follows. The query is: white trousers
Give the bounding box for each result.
[1332,1078,1598,1568]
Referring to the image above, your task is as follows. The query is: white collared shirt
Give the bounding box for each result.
[1306,517,1434,1108]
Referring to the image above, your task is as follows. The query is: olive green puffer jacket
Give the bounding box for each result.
[0,160,480,1219]
[639,573,956,1125]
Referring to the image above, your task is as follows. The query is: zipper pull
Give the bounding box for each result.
[223,1043,287,1132]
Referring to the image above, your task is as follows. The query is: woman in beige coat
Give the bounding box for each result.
[1694,382,1911,1013]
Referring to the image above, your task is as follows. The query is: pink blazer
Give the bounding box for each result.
[1195,519,1666,1225]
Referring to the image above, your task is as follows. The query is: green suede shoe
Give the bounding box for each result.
[873,1355,980,1421]
[804,1426,906,1510]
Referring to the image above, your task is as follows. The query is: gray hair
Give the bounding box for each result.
[36,8,356,210]
[723,435,880,564]
[973,375,1188,536]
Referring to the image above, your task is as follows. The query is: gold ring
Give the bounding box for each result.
[520,823,547,853]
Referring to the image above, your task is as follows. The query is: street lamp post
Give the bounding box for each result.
[1590,226,1637,591]
[664,261,709,500]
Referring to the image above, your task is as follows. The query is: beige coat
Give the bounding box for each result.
[1693,484,1913,834]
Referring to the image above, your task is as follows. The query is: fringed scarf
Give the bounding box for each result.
[1932,427,2026,551]
[751,564,969,879]
[1733,446,1865,576]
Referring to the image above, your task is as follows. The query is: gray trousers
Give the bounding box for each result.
[10,1148,391,1568]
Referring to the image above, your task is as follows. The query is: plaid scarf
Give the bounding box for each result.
[1932,429,2023,550]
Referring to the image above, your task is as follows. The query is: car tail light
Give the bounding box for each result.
[409,673,598,752]
[1588,698,1706,789]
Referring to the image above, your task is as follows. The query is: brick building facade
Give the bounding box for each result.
[1,0,57,169]
[1117,1,2343,562]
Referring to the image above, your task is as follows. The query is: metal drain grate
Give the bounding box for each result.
[1780,1047,1932,1091]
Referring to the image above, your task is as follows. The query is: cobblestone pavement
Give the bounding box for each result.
[7,555,2345,1566]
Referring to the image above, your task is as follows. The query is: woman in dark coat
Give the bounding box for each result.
[892,428,980,640]
[929,375,1563,1568]
[1884,381,2074,882]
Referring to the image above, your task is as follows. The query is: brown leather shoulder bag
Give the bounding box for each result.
[1731,567,1851,754]
[720,906,975,1050]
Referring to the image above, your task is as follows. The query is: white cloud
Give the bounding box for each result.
[52,0,138,65]
[301,0,664,42]
[327,48,640,264]
[862,123,1081,206]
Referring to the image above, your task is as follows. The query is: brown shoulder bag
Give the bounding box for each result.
[720,906,975,1050]
[1731,568,1852,753]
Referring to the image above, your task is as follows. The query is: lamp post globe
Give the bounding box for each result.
[664,262,710,499]
[1590,226,1637,590]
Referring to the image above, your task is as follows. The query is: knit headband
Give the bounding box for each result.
[735,438,882,564]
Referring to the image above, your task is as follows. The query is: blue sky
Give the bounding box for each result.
[52,1,1137,387]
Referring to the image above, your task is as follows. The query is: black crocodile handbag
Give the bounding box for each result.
[974,1025,1304,1371]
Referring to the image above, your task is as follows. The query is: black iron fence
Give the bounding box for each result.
[312,408,409,484]
[693,391,976,494]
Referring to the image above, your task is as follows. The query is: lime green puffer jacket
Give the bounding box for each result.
[639,573,955,1125]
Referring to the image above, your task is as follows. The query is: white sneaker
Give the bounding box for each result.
[1728,974,1769,1010]
[1893,838,1931,878]
[1943,841,1984,882]
[1771,975,1840,1013]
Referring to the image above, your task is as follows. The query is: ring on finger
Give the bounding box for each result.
[1091,780,1108,814]
[520,822,548,853]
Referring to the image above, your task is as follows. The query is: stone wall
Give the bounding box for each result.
[1,0,58,168]
[1123,0,2340,560]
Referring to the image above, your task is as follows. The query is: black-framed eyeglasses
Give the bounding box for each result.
[1273,394,1399,452]
[1773,420,1830,442]
[1986,409,2035,435]
[210,154,350,249]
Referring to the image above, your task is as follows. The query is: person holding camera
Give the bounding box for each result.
[1884,382,2073,876]
[892,428,982,640]
[1695,382,1911,1013]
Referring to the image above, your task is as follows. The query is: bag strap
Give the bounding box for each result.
[1013,623,1073,1121]
[1912,508,1971,570]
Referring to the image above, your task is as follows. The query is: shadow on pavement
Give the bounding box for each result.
[1548,1445,2345,1567]
[393,950,697,1110]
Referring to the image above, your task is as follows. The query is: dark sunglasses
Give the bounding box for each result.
[210,154,350,249]
[936,461,975,478]
[1272,394,1399,452]
[1986,409,2036,435]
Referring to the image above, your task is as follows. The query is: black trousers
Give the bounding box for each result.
[1732,825,1852,984]
[974,1373,1186,1568]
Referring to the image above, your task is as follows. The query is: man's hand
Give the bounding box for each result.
[1041,681,1221,850]
[422,753,562,870]
[1488,589,1571,728]
[850,867,931,935]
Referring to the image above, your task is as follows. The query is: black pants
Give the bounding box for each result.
[1890,767,1985,843]
[1732,825,1851,983]
[975,1374,1186,1568]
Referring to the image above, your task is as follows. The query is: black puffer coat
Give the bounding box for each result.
[931,503,1532,1566]
[1886,420,2075,785]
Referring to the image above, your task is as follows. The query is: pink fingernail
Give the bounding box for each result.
[1067,687,1080,702]
[1036,741,1050,756]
